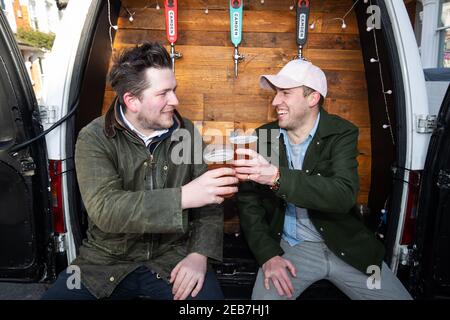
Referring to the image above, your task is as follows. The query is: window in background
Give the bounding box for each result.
[438,0,450,67]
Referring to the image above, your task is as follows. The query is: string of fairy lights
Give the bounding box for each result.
[106,0,118,51]
[365,0,395,145]
[107,0,394,142]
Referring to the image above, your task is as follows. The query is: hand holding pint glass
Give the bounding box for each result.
[229,130,260,182]
[181,145,238,208]
[229,130,258,161]
[203,146,237,198]
[231,131,279,185]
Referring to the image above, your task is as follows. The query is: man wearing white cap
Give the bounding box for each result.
[234,60,411,300]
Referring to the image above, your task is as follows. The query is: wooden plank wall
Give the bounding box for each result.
[104,0,371,205]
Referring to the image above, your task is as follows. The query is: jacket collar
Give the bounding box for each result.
[313,108,342,140]
[104,96,184,139]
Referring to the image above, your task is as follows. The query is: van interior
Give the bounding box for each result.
[62,0,411,299]
[1,0,449,300]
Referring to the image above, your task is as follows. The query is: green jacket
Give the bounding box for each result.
[72,99,223,299]
[237,109,384,274]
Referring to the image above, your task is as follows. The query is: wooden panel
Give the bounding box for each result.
[118,9,358,34]
[358,154,371,173]
[113,44,364,72]
[204,94,270,122]
[109,0,372,204]
[359,174,371,193]
[105,68,367,101]
[102,90,116,114]
[358,154,372,194]
[115,29,362,50]
[122,0,357,12]
[174,91,204,121]
[176,68,367,98]
[357,193,369,204]
[324,98,370,127]
[358,127,371,156]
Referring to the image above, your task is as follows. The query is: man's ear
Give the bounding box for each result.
[123,92,139,113]
[308,91,321,108]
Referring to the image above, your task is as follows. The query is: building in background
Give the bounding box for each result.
[405,0,450,68]
[0,0,67,102]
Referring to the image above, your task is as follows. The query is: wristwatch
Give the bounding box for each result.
[270,168,280,191]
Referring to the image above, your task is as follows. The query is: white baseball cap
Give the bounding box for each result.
[260,59,327,97]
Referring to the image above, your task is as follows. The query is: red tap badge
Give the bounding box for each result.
[165,0,178,44]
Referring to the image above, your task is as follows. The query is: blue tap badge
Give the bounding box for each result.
[230,0,243,47]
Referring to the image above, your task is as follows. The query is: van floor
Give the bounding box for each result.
[0,282,49,300]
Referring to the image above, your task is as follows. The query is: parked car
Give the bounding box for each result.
[0,0,448,299]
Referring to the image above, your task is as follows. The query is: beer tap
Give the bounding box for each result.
[295,0,310,60]
[170,43,182,72]
[165,0,182,72]
[233,46,244,78]
[230,0,244,77]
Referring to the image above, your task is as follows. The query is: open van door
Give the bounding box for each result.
[410,84,450,299]
[0,10,53,281]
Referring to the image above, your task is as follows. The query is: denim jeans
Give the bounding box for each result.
[41,266,224,300]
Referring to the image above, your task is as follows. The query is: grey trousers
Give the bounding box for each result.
[252,240,412,300]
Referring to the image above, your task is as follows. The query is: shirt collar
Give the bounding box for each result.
[119,105,169,146]
[279,112,321,143]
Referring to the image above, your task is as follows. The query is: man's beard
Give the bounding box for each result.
[137,113,173,131]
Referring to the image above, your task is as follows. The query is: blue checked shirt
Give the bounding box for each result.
[280,113,323,246]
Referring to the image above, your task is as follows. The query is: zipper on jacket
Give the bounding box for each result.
[147,140,163,191]
[148,154,155,190]
[146,140,163,261]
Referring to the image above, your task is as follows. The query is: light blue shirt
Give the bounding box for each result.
[280,113,323,246]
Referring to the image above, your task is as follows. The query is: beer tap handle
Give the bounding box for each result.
[297,45,303,60]
[170,43,182,73]
[233,46,244,77]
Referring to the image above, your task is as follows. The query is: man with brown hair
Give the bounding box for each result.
[42,42,236,300]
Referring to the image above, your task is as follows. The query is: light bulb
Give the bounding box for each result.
[112,25,118,30]
[384,90,392,95]
[290,5,294,10]
[310,22,315,29]
[370,58,378,63]
[341,22,347,29]
[205,8,208,14]
[261,0,265,4]
[156,4,160,10]
[382,124,390,129]
[129,16,134,22]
